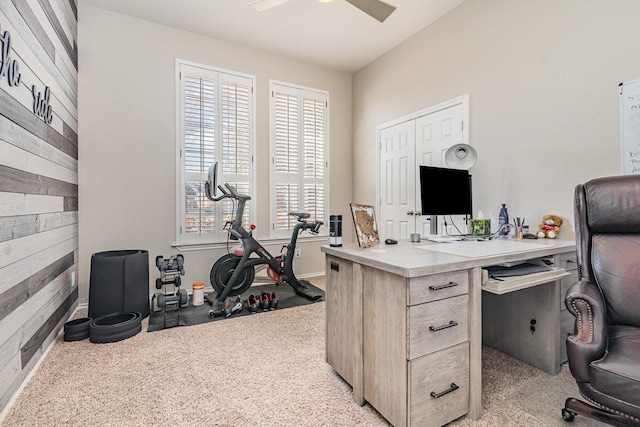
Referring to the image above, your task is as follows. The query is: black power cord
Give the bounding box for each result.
[443,215,511,240]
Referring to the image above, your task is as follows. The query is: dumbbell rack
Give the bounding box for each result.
[151,254,188,328]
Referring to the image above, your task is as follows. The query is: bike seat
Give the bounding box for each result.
[288,212,310,219]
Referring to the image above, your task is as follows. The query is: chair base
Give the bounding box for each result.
[563,398,640,427]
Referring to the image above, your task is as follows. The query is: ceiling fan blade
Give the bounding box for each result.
[344,0,396,23]
[249,0,292,12]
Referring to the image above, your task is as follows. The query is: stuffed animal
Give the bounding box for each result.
[536,214,563,239]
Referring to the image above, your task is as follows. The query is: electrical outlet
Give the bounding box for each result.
[295,248,302,258]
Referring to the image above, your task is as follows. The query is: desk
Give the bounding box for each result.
[321,238,576,427]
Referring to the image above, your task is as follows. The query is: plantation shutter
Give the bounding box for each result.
[178,62,254,244]
[302,96,326,223]
[270,82,328,238]
[183,71,216,238]
[220,79,252,229]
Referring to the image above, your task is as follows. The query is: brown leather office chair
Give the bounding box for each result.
[563,175,640,426]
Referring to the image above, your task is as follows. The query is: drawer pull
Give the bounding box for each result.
[430,383,459,399]
[429,282,459,291]
[330,262,339,272]
[429,320,458,332]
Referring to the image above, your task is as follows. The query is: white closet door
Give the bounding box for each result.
[379,120,416,240]
[415,104,465,236]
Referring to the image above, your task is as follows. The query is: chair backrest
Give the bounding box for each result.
[575,175,640,327]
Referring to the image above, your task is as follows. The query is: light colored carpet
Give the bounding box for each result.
[1,277,595,426]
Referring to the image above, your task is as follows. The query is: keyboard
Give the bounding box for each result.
[426,236,464,243]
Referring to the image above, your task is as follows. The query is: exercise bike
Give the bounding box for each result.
[204,163,324,316]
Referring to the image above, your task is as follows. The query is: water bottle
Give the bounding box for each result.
[498,204,509,235]
[489,211,497,234]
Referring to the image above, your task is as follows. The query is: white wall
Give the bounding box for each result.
[353,0,640,237]
[78,5,352,303]
[78,0,640,301]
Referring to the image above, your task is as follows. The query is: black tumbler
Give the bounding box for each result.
[330,215,342,247]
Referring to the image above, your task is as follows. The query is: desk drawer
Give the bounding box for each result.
[409,342,469,427]
[408,294,468,360]
[409,271,468,306]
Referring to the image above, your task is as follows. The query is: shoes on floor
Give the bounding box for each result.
[214,292,279,318]
[269,292,279,310]
[246,295,259,313]
[259,292,271,311]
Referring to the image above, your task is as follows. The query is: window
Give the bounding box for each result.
[177,61,255,245]
[269,82,329,238]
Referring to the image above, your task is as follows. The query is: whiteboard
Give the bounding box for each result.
[620,79,640,175]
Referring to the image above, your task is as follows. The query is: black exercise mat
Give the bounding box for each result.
[147,282,324,332]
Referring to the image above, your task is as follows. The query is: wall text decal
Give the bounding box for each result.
[0,26,54,124]
[32,85,53,124]
[0,30,22,87]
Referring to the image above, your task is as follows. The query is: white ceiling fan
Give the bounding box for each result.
[249,0,396,23]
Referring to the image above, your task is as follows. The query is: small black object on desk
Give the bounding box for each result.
[385,239,398,245]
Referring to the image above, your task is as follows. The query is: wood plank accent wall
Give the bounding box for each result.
[0,0,78,414]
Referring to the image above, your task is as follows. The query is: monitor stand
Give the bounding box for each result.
[427,214,476,240]
[426,216,463,242]
[429,215,438,235]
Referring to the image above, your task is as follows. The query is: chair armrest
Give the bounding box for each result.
[565,280,609,382]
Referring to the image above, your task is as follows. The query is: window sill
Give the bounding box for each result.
[173,233,329,252]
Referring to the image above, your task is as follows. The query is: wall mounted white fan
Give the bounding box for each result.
[249,0,396,23]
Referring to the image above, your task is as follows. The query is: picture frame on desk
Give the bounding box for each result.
[350,203,380,248]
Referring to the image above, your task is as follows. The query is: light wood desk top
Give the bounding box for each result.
[321,238,576,278]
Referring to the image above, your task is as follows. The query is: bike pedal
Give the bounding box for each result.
[224,297,243,317]
[231,298,244,315]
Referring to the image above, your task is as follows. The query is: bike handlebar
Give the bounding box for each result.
[209,182,251,202]
[209,180,322,234]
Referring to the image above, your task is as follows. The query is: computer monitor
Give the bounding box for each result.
[419,165,472,234]
[205,162,218,200]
